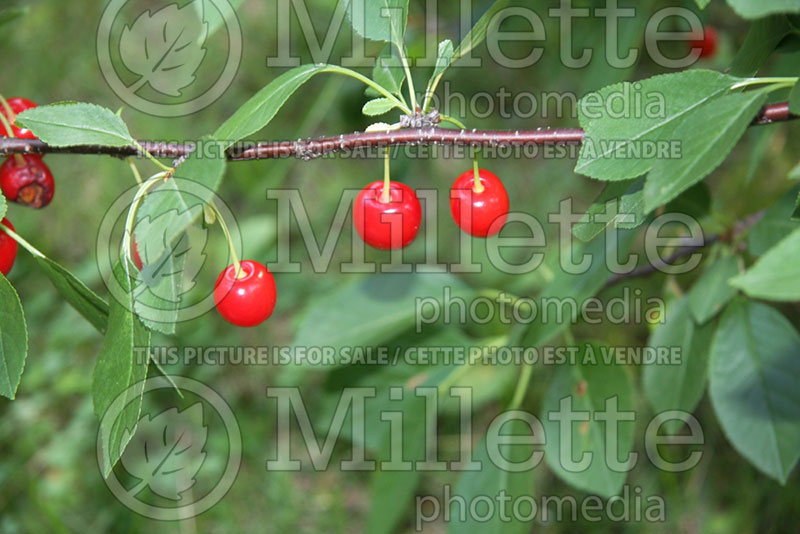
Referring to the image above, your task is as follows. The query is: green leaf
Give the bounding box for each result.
[709,299,800,483]
[0,272,27,400]
[453,0,511,61]
[575,70,742,181]
[541,343,635,497]
[135,144,226,266]
[345,0,409,46]
[448,416,535,534]
[572,179,645,242]
[16,103,135,147]
[370,44,406,97]
[726,0,800,20]
[643,89,768,212]
[790,161,800,181]
[214,64,331,146]
[731,227,800,301]
[688,254,741,324]
[35,257,110,333]
[643,297,715,434]
[93,261,151,477]
[0,192,6,221]
[791,80,800,115]
[366,398,426,534]
[522,229,637,347]
[730,16,793,76]
[747,187,800,256]
[429,39,454,83]
[362,98,398,116]
[665,182,712,220]
[695,0,711,8]
[293,272,473,367]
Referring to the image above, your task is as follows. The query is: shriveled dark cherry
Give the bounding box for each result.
[214,260,277,327]
[0,155,55,208]
[450,168,509,237]
[0,97,38,139]
[353,181,422,250]
[690,27,718,59]
[0,218,19,276]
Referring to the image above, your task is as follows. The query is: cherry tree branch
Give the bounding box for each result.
[0,102,795,162]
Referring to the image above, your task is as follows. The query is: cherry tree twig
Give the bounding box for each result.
[0,102,795,162]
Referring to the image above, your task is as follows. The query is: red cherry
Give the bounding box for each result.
[0,97,38,139]
[353,181,422,250]
[214,260,277,327]
[690,27,718,59]
[0,218,19,276]
[449,168,509,237]
[0,155,55,208]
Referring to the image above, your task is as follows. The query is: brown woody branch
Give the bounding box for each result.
[0,102,795,162]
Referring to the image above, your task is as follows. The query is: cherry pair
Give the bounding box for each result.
[0,98,55,209]
[353,168,509,250]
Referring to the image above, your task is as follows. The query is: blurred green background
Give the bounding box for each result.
[0,0,798,532]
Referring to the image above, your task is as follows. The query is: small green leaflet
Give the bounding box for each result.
[731,227,800,301]
[453,0,511,61]
[93,261,151,477]
[643,89,768,212]
[730,16,793,77]
[687,254,741,324]
[346,0,408,46]
[0,272,27,400]
[709,299,800,484]
[694,0,711,8]
[0,193,6,221]
[575,70,742,181]
[362,98,397,116]
[430,39,454,83]
[572,179,645,242]
[35,257,110,333]
[541,343,635,497]
[726,0,800,20]
[16,103,136,147]
[643,297,715,434]
[448,415,535,534]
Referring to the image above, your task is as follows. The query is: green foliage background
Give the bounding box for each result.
[0,0,799,532]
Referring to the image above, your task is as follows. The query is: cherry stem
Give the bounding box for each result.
[0,108,15,138]
[121,172,167,270]
[127,158,144,185]
[209,201,244,279]
[0,223,46,259]
[381,146,392,204]
[472,157,484,194]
